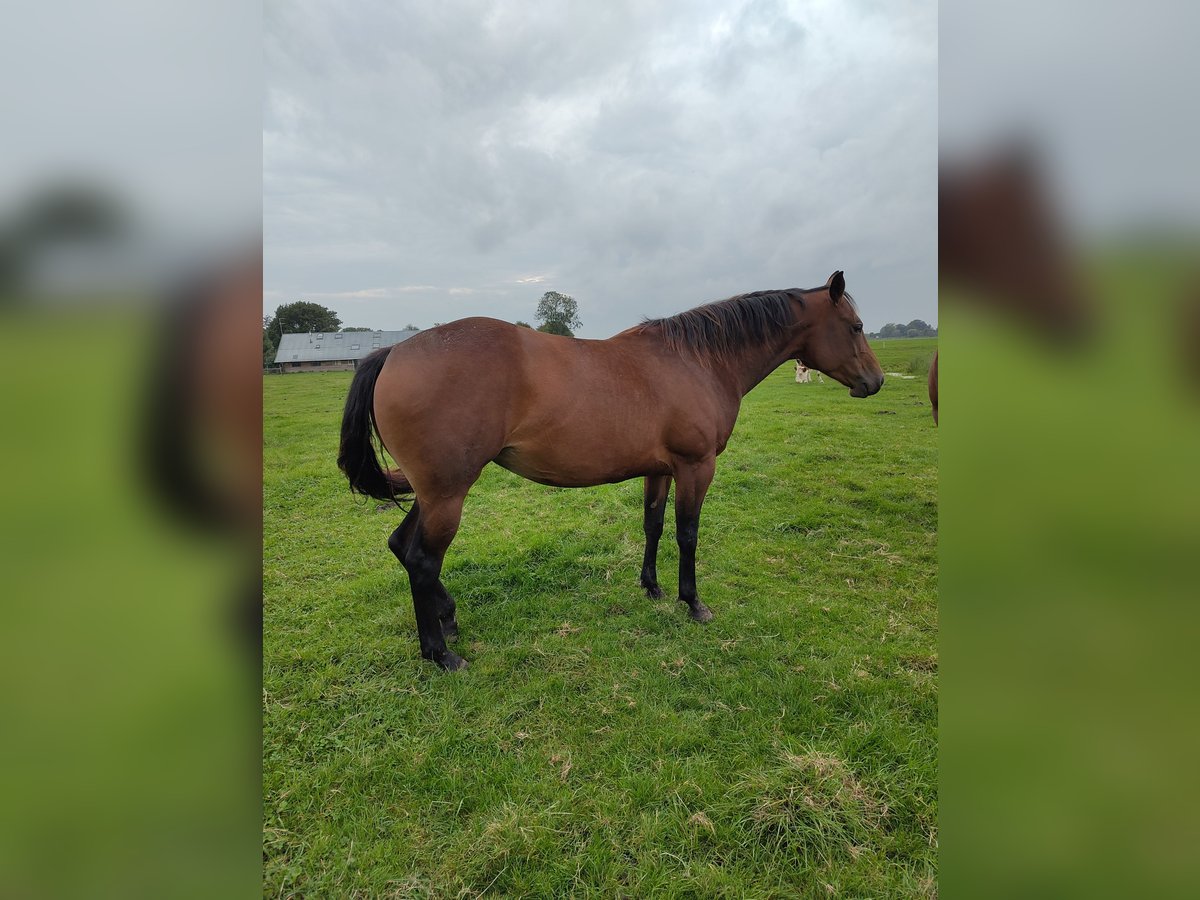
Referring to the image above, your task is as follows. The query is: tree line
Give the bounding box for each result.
[264,292,583,365]
[870,319,937,339]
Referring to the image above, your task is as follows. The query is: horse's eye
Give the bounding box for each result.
[852,323,863,334]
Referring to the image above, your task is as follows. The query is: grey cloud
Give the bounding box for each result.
[266,0,936,336]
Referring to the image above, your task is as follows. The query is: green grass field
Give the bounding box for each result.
[939,252,1200,898]
[264,338,937,897]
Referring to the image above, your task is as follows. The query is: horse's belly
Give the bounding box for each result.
[493,444,669,488]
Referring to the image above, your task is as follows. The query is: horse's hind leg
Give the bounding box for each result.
[388,503,456,639]
[388,496,468,670]
[640,475,671,598]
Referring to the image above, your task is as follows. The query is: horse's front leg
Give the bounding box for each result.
[640,475,671,598]
[672,456,716,622]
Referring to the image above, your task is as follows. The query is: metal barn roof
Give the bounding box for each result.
[274,330,419,364]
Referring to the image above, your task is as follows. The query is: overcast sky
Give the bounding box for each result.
[940,1,1200,239]
[265,0,936,336]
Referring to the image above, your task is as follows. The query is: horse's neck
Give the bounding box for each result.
[710,336,795,398]
[724,333,801,396]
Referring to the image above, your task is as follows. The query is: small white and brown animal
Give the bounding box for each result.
[795,361,821,383]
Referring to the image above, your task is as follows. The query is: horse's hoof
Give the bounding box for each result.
[643,583,664,599]
[438,651,468,672]
[689,604,714,623]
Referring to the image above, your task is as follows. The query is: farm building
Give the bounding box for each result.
[273,329,419,372]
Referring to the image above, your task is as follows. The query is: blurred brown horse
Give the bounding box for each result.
[936,147,1092,424]
[339,271,884,670]
[144,251,263,658]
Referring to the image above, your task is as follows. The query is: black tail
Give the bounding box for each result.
[337,348,411,504]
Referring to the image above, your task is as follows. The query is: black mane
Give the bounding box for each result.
[635,289,801,363]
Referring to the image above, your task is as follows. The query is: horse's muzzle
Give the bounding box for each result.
[850,373,885,398]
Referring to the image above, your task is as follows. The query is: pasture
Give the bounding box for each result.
[264,337,938,897]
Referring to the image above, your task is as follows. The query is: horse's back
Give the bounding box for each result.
[390,316,523,356]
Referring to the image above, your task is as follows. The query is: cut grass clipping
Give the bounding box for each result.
[264,337,937,897]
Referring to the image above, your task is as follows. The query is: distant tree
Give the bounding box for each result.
[878,323,900,339]
[267,301,342,345]
[341,326,373,332]
[263,315,278,366]
[401,323,421,331]
[0,181,129,292]
[14,181,128,243]
[535,291,581,337]
[514,320,533,329]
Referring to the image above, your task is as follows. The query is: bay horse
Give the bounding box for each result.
[928,351,939,425]
[338,270,884,670]
[936,146,1093,425]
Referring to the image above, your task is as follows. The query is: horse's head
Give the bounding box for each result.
[790,271,884,398]
[940,148,1090,339]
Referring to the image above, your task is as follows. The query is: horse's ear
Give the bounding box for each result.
[828,270,845,303]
